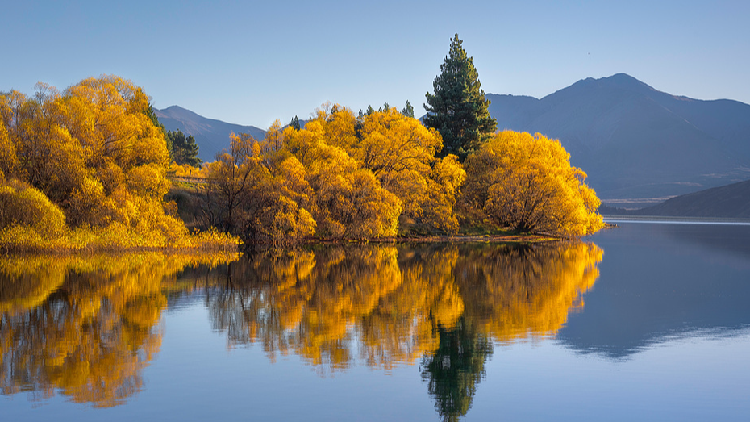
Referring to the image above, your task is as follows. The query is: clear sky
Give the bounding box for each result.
[2,0,748,128]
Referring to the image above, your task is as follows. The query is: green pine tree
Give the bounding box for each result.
[401,100,415,118]
[167,129,202,167]
[290,115,301,130]
[424,34,497,161]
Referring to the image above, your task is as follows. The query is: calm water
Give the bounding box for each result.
[2,222,750,421]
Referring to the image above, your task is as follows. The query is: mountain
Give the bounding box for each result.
[487,74,750,201]
[630,178,750,218]
[155,106,265,162]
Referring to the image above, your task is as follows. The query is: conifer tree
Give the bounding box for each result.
[167,129,201,166]
[401,100,415,118]
[290,115,301,130]
[424,34,497,161]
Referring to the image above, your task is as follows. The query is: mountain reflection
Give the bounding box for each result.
[0,253,237,407]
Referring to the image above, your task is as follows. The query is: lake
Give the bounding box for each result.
[2,221,750,421]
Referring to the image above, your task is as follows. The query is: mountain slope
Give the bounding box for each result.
[155,106,265,162]
[487,74,750,200]
[633,179,750,218]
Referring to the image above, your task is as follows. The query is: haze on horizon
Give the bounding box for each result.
[2,0,748,128]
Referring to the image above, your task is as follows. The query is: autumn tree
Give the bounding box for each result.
[0,76,211,250]
[295,105,466,234]
[424,34,497,160]
[205,127,315,246]
[353,108,464,232]
[284,111,401,239]
[461,131,604,237]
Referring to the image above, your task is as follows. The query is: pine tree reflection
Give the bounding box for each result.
[416,242,601,420]
[204,241,601,421]
[420,316,493,422]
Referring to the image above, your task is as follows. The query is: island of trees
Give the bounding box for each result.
[0,35,603,252]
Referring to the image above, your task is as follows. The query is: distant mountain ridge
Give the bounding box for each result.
[486,73,750,200]
[626,179,750,218]
[157,74,750,202]
[155,106,265,162]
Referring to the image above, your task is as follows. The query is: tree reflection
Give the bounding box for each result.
[0,253,237,406]
[420,316,493,422]
[207,246,404,372]
[1,241,601,419]
[203,241,601,419]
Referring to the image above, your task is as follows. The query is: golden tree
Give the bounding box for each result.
[0,76,201,250]
[355,108,464,232]
[205,130,316,246]
[283,113,402,239]
[462,131,604,237]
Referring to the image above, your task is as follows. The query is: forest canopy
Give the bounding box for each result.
[0,76,235,252]
[201,104,465,245]
[461,131,604,237]
[0,74,604,250]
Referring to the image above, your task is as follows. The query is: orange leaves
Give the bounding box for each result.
[463,131,604,237]
[0,179,66,240]
[0,76,219,251]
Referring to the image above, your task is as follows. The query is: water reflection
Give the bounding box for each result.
[0,253,237,407]
[0,243,602,420]
[205,242,602,420]
[421,316,493,422]
[560,222,750,358]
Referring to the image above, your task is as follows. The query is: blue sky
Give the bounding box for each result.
[2,0,748,128]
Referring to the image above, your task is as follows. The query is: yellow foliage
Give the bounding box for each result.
[0,179,66,240]
[0,119,17,178]
[462,131,604,237]
[0,252,240,405]
[127,164,170,198]
[300,106,463,234]
[199,241,601,372]
[0,76,234,252]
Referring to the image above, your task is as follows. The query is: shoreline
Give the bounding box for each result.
[1,233,565,255]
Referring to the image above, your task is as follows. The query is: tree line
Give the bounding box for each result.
[0,34,603,251]
[195,34,602,245]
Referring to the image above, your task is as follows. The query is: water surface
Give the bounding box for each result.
[2,223,749,421]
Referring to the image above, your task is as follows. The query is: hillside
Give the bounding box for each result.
[155,106,265,161]
[487,74,750,201]
[632,179,750,218]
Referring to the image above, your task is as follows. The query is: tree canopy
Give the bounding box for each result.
[424,34,497,161]
[167,129,201,167]
[0,76,234,251]
[202,104,466,245]
[461,131,604,237]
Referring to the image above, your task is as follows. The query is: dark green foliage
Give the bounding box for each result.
[167,129,201,166]
[289,115,301,130]
[424,34,497,161]
[366,105,375,115]
[421,317,493,422]
[401,100,415,118]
